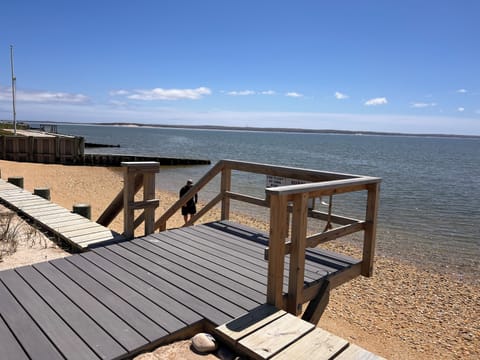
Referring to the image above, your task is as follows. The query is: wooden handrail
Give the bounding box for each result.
[97,174,143,226]
[155,160,225,231]
[265,176,381,198]
[152,159,381,316]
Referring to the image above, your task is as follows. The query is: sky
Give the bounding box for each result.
[0,0,479,135]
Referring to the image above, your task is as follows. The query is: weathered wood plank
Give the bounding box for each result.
[271,327,348,360]
[60,223,110,237]
[335,344,386,360]
[238,312,314,360]
[68,230,115,243]
[215,304,285,345]
[46,217,92,229]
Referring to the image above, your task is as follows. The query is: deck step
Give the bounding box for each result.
[215,304,385,360]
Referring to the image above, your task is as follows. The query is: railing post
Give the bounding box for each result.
[122,162,160,239]
[362,182,381,276]
[123,165,136,240]
[221,166,231,220]
[266,192,288,309]
[287,192,308,315]
[143,171,157,235]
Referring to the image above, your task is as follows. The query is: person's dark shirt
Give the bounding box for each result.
[180,185,197,206]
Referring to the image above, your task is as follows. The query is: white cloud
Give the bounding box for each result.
[0,88,89,103]
[456,89,468,93]
[410,102,437,108]
[261,90,276,95]
[226,90,256,96]
[365,97,388,106]
[128,87,211,100]
[335,91,349,100]
[285,92,303,98]
[110,90,130,96]
[457,107,465,112]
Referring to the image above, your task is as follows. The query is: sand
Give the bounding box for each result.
[0,160,478,360]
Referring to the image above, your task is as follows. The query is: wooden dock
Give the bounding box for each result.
[0,179,122,250]
[0,221,375,360]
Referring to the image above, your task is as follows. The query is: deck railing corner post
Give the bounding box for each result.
[361,182,381,277]
[266,192,288,309]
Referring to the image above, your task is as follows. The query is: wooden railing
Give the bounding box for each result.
[156,159,381,315]
[97,161,160,239]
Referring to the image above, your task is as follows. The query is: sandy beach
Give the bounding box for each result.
[0,160,478,360]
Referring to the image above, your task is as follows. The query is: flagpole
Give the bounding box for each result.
[10,45,17,135]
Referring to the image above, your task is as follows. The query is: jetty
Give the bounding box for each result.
[0,160,382,359]
[0,128,210,166]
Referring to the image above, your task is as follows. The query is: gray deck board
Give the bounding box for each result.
[0,220,362,359]
[80,250,203,325]
[0,270,100,360]
[67,255,190,334]
[92,246,233,325]
[15,265,125,360]
[139,234,266,301]
[108,243,248,319]
[0,315,30,360]
[122,240,261,310]
[33,261,148,352]
[182,225,328,281]
[0,281,64,360]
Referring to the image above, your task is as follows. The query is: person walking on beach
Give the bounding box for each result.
[179,179,198,223]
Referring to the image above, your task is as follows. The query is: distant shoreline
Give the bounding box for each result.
[22,120,480,139]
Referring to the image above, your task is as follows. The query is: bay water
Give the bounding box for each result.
[57,124,479,279]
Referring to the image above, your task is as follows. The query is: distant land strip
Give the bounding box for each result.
[24,120,480,139]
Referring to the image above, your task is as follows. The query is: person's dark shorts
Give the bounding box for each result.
[182,205,196,216]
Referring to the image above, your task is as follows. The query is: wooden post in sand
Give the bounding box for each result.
[73,203,91,219]
[122,162,160,239]
[34,187,51,200]
[8,176,23,188]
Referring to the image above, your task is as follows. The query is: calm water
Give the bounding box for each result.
[57,124,480,278]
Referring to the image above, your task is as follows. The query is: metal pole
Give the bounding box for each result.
[10,45,17,135]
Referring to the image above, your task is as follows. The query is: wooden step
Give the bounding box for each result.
[215,304,385,360]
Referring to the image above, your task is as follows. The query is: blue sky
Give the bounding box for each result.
[0,0,479,135]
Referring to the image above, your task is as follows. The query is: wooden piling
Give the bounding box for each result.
[7,176,24,188]
[72,203,91,219]
[34,187,51,200]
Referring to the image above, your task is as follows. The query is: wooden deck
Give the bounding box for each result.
[0,179,122,250]
[0,221,364,359]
